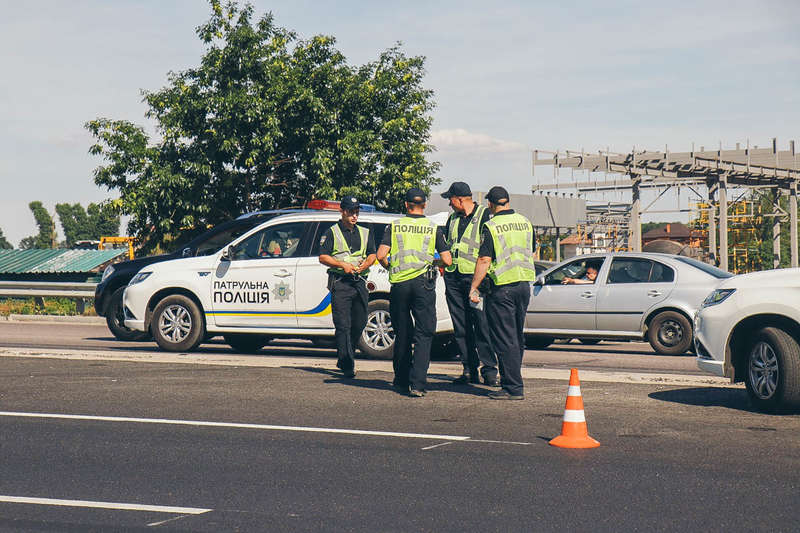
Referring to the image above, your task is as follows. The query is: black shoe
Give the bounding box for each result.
[409,389,426,397]
[343,369,356,378]
[453,373,481,385]
[392,382,410,393]
[483,377,501,387]
[488,390,524,400]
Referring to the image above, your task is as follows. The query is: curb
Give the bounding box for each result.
[0,347,738,388]
[3,314,106,325]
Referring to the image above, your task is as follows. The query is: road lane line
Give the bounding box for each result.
[0,495,211,514]
[0,411,471,441]
[421,441,453,451]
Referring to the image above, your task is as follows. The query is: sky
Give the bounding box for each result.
[1,0,798,247]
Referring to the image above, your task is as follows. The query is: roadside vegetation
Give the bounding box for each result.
[0,297,96,317]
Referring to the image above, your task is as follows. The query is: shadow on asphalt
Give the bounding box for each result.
[297,366,490,397]
[648,387,800,415]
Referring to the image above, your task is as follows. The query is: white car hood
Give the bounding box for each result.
[718,267,800,290]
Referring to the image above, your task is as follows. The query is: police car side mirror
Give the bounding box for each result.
[182,247,193,258]
[534,277,544,286]
[221,246,233,261]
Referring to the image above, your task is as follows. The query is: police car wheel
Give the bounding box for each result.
[358,299,394,359]
[151,294,205,352]
[106,287,150,341]
[224,333,270,354]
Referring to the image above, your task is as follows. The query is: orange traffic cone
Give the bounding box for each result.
[549,368,600,449]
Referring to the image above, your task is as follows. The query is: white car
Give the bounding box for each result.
[123,206,453,358]
[694,268,800,411]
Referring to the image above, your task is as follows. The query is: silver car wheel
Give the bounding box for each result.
[363,309,394,351]
[158,304,193,344]
[748,341,779,400]
[658,319,684,347]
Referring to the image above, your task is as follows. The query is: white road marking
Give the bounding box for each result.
[0,495,211,514]
[147,515,192,527]
[421,441,453,451]
[0,411,470,441]
[466,439,533,446]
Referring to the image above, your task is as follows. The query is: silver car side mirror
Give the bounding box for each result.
[221,246,233,261]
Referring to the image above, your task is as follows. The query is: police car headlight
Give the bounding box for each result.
[101,264,115,283]
[701,288,736,308]
[129,272,152,285]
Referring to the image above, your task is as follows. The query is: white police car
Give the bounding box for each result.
[123,202,453,358]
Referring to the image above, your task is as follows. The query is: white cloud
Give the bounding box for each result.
[431,129,527,154]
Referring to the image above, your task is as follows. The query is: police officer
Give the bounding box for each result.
[376,188,452,397]
[440,181,500,387]
[318,196,376,378]
[469,186,536,400]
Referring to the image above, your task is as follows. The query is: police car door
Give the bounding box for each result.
[210,222,305,328]
[294,220,337,329]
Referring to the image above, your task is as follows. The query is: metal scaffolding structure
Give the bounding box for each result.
[531,139,800,270]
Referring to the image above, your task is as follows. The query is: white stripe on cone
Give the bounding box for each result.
[567,385,581,396]
[563,409,586,423]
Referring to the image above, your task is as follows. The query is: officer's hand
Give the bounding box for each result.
[341,263,357,274]
[469,289,481,303]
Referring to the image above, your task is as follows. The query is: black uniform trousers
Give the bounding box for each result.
[330,275,369,373]
[390,275,437,392]
[444,272,499,381]
[485,281,531,396]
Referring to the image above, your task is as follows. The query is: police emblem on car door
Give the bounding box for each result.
[209,223,305,328]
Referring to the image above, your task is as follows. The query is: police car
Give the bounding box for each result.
[122,201,453,358]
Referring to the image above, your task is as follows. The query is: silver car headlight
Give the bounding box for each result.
[129,272,152,285]
[701,288,736,308]
[101,264,115,283]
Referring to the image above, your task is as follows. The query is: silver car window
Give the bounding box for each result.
[544,258,604,285]
[608,258,674,284]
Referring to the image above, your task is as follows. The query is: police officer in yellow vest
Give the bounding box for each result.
[319,196,376,378]
[469,187,536,400]
[376,188,452,397]
[440,181,500,387]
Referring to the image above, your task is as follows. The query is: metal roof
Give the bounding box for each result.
[0,249,126,274]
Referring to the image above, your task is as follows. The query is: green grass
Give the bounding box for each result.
[0,297,96,316]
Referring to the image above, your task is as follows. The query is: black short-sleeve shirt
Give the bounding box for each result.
[478,209,537,260]
[319,221,376,257]
[380,214,449,252]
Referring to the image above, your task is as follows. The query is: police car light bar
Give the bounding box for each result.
[307,200,376,212]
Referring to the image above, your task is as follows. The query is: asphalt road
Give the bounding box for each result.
[0,356,799,532]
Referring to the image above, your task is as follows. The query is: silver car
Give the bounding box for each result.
[525,253,732,355]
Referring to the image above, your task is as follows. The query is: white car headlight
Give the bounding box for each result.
[129,272,152,285]
[702,288,736,308]
[101,264,115,283]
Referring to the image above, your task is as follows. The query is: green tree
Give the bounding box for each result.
[87,0,439,253]
[56,202,120,247]
[0,227,12,249]
[21,201,56,249]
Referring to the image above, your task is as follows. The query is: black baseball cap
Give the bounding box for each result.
[405,188,427,204]
[339,196,360,210]
[440,181,472,198]
[486,186,510,205]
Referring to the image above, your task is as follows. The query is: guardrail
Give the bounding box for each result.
[0,281,97,313]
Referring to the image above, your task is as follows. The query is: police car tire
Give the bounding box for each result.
[744,327,800,413]
[358,299,394,360]
[151,294,205,353]
[224,333,270,354]
[106,287,150,342]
